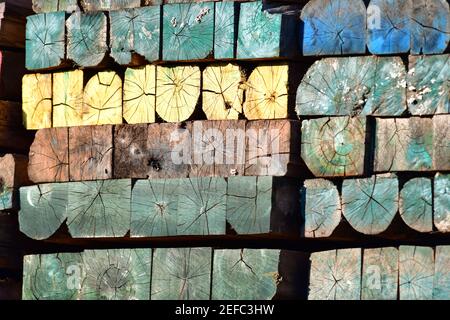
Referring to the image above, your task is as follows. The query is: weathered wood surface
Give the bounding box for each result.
[28,128,69,183]
[399,178,433,233]
[301,179,341,238]
[407,55,449,115]
[301,117,366,177]
[22,73,52,130]
[237,1,298,59]
[301,0,366,56]
[375,117,448,172]
[0,154,29,210]
[156,65,200,122]
[81,0,141,11]
[202,63,244,120]
[399,246,434,300]
[69,125,113,181]
[433,246,450,300]
[367,0,411,55]
[342,174,399,235]
[66,179,131,238]
[0,0,30,49]
[25,11,65,70]
[177,177,227,235]
[227,176,300,235]
[0,101,34,153]
[243,64,289,120]
[308,249,361,300]
[0,51,26,100]
[434,174,450,233]
[296,56,407,116]
[83,71,123,126]
[152,248,212,300]
[410,0,450,54]
[52,70,83,128]
[19,183,68,240]
[162,3,214,61]
[214,2,235,59]
[66,12,108,68]
[212,249,282,300]
[245,120,301,176]
[123,65,156,124]
[361,247,399,300]
[32,0,78,13]
[109,6,160,65]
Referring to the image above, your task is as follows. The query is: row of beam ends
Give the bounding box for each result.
[26,0,450,71]
[21,245,450,300]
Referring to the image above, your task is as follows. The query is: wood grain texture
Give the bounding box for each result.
[434,174,450,233]
[399,246,434,300]
[81,0,141,11]
[162,2,214,61]
[214,2,235,59]
[0,154,29,210]
[243,64,289,120]
[131,179,179,237]
[66,12,107,68]
[82,71,123,126]
[432,115,450,171]
[308,249,361,300]
[26,11,65,70]
[123,65,156,124]
[212,249,281,300]
[342,175,399,235]
[28,128,69,183]
[302,179,341,238]
[301,0,366,56]
[53,70,83,128]
[296,56,407,116]
[399,178,433,233]
[202,63,244,120]
[301,117,366,177]
[110,6,160,65]
[19,183,68,240]
[433,246,450,300]
[407,55,449,115]
[69,125,113,181]
[32,0,78,13]
[361,247,398,300]
[152,248,211,300]
[22,73,52,129]
[156,65,200,122]
[66,179,131,238]
[177,177,227,235]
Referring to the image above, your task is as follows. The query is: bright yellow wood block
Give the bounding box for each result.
[22,73,52,129]
[53,70,84,128]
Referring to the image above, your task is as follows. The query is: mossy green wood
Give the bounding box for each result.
[66,12,107,67]
[22,253,82,300]
[79,249,151,300]
[302,179,341,238]
[110,6,160,65]
[67,179,131,238]
[399,246,434,300]
[309,249,361,300]
[214,2,235,59]
[296,56,407,116]
[131,179,179,237]
[399,178,433,233]
[152,248,212,300]
[301,117,366,177]
[162,2,214,61]
[374,118,434,172]
[25,12,65,70]
[0,187,14,211]
[81,0,141,11]
[212,249,281,300]
[342,175,399,235]
[19,183,68,240]
[177,177,227,235]
[407,55,449,115]
[433,246,450,300]
[226,176,272,234]
[434,174,450,233]
[361,247,399,300]
[32,0,78,12]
